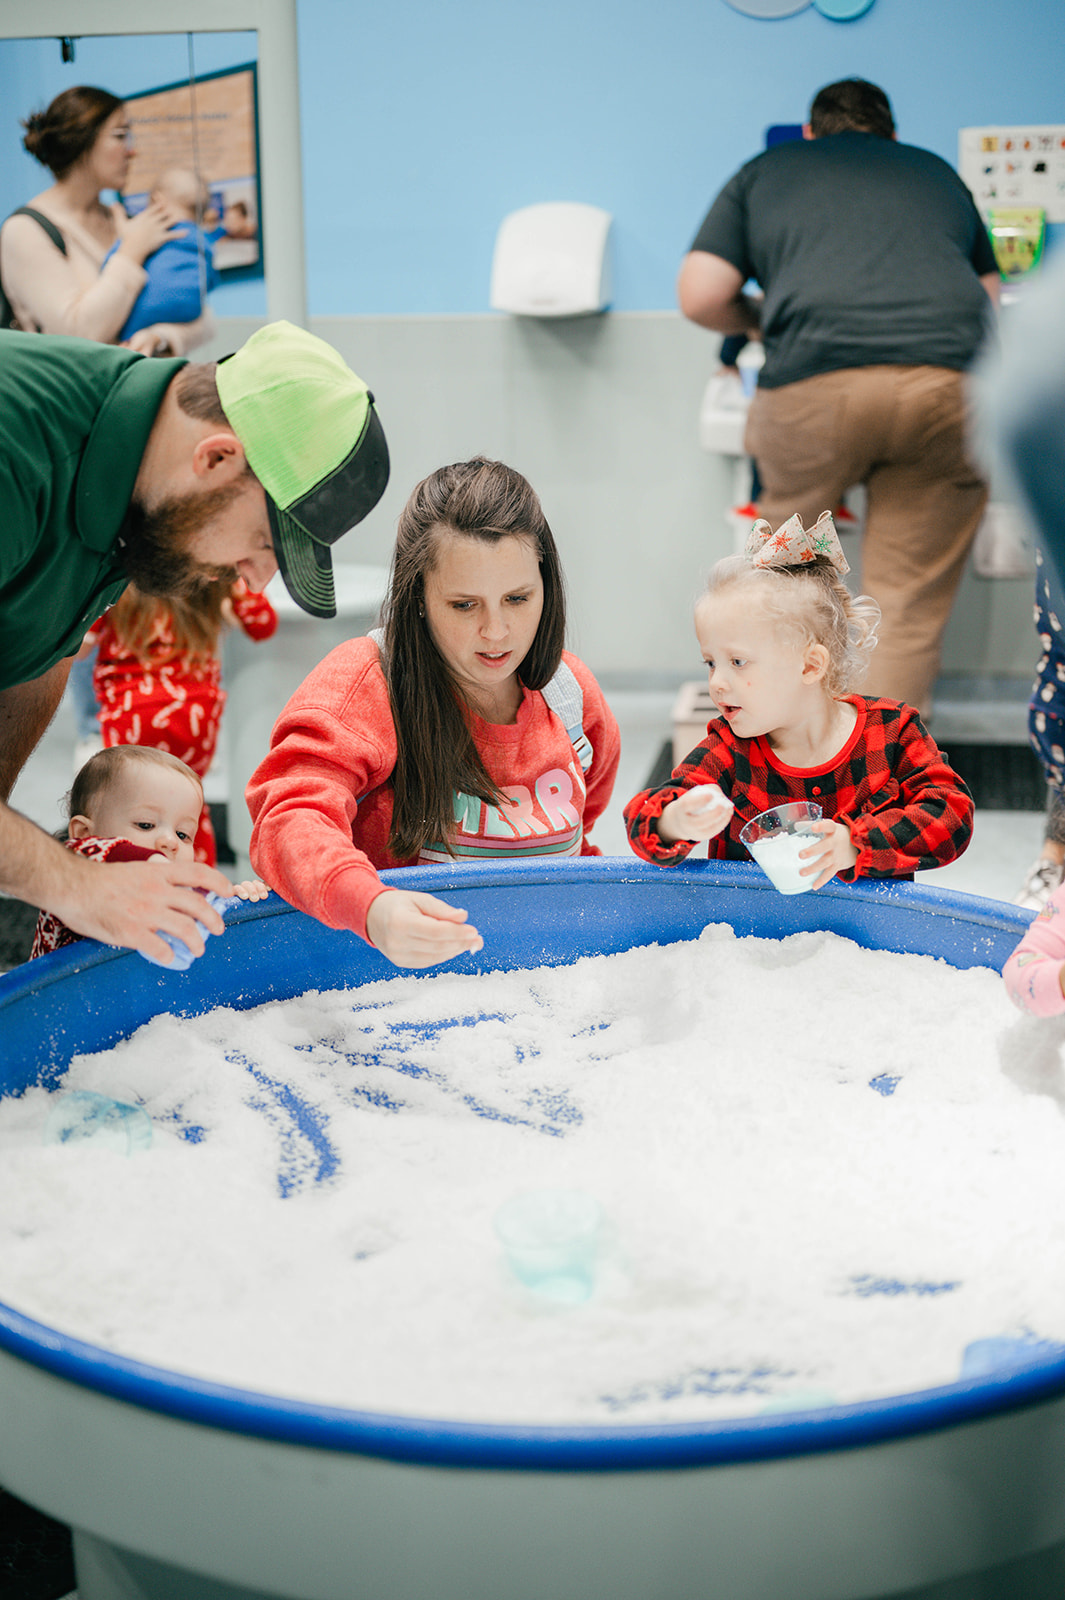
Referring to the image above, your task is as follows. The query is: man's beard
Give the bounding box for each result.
[117,482,248,598]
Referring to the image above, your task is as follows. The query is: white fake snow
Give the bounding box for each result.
[2,924,1065,1426]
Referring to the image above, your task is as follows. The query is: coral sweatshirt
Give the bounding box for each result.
[247,637,620,944]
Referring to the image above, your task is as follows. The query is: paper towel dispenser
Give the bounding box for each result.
[490,202,612,317]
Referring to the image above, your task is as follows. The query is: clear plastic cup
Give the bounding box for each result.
[493,1189,602,1305]
[44,1090,153,1155]
[740,802,823,895]
[141,891,230,970]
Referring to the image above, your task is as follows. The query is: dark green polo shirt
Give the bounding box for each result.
[0,330,186,690]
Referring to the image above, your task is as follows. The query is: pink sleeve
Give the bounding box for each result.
[1003,889,1065,1015]
[245,641,397,943]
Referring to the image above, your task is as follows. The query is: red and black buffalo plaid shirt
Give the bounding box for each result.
[624,696,973,880]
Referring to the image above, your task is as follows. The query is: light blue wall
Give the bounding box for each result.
[1,0,1063,316]
[296,0,1065,312]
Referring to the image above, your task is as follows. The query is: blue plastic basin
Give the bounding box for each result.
[0,858,1057,1600]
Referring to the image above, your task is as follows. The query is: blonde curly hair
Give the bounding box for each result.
[699,554,881,698]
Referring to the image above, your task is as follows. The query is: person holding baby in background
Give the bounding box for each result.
[0,85,213,354]
[625,512,973,886]
[101,166,219,356]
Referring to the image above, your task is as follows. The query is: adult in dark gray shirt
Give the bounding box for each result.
[679,79,999,718]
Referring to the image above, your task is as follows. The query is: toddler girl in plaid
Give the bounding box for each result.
[625,511,973,887]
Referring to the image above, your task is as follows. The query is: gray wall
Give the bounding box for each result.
[206,313,1035,691]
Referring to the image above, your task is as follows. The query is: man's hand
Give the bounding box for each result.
[365,889,484,969]
[49,857,234,965]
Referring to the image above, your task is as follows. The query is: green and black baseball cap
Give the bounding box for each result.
[216,321,389,618]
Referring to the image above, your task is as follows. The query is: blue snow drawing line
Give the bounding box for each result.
[847,1275,960,1298]
[226,1051,341,1197]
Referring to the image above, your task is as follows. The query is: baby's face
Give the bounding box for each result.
[78,766,202,862]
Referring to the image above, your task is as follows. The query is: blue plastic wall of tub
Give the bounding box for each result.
[0,858,1033,1084]
[0,856,1053,1475]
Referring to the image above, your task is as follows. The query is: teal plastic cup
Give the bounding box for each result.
[494,1189,602,1305]
[44,1091,153,1155]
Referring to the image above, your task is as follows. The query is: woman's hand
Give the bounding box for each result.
[658,783,734,844]
[365,888,484,969]
[111,197,183,267]
[797,819,858,889]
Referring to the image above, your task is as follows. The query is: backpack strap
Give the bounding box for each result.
[11,207,67,254]
[1,207,68,331]
[541,659,593,773]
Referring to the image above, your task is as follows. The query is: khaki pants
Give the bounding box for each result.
[745,365,988,718]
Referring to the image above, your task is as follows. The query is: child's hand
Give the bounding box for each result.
[231,878,270,902]
[658,783,734,844]
[797,820,858,888]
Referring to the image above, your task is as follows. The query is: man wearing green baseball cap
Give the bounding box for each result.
[215,321,389,619]
[0,319,389,962]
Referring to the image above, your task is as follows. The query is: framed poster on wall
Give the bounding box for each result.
[123,62,263,281]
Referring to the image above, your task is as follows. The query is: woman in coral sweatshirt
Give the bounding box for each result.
[247,457,620,970]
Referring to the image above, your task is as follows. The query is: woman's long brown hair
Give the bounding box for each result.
[22,85,124,179]
[383,458,566,861]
